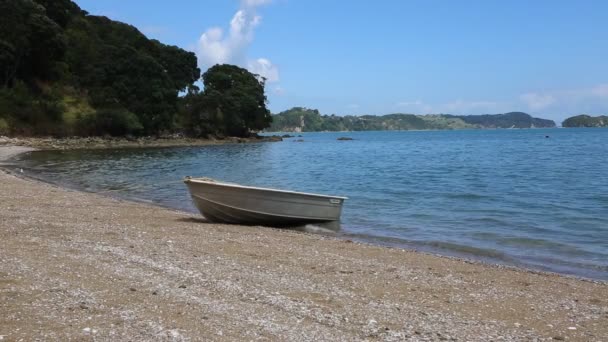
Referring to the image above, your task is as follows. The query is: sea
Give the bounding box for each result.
[10,128,608,280]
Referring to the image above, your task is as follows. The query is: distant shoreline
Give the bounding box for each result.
[263,126,563,134]
[268,110,557,132]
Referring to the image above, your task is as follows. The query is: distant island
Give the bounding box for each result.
[267,107,556,132]
[562,115,608,128]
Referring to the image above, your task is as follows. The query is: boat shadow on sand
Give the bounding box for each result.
[176,217,341,234]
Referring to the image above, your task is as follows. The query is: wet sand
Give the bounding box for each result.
[0,146,607,341]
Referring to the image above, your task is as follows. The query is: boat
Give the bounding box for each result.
[184,177,347,226]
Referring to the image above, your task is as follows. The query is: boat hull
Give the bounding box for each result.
[184,178,346,226]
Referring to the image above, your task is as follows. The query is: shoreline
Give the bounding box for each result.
[1,146,607,340]
[3,146,604,284]
[0,134,282,151]
[7,144,605,283]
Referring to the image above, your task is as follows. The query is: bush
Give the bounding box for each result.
[78,107,143,136]
[0,117,9,135]
[0,81,69,135]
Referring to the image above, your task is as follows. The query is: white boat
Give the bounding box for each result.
[184,177,347,226]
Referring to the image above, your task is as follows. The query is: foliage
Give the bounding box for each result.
[182,64,272,137]
[78,108,143,136]
[0,0,202,137]
[0,0,67,87]
[268,108,556,132]
[445,112,556,128]
[0,81,65,135]
[562,115,608,127]
[0,117,9,135]
[32,0,84,28]
[62,14,200,135]
[267,108,473,132]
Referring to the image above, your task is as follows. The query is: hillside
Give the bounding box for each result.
[444,112,556,129]
[0,0,270,138]
[267,108,556,132]
[0,0,201,136]
[562,115,608,127]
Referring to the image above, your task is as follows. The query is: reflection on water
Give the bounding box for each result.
[12,128,608,280]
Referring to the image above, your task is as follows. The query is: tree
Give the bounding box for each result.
[185,64,272,137]
[0,0,67,86]
[150,40,200,93]
[33,0,83,28]
[0,0,201,136]
[86,45,176,135]
[64,14,201,135]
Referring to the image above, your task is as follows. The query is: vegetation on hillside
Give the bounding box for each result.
[444,112,556,129]
[0,0,270,137]
[267,108,556,132]
[562,115,608,127]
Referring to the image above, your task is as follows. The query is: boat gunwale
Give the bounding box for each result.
[184,178,349,201]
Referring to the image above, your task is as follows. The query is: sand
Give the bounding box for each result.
[0,146,607,341]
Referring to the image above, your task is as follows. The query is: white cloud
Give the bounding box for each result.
[520,93,556,110]
[441,100,500,113]
[518,84,608,114]
[196,0,279,83]
[396,100,423,107]
[393,99,499,114]
[272,86,285,95]
[248,58,279,82]
[591,84,608,98]
[242,0,273,7]
[197,27,232,66]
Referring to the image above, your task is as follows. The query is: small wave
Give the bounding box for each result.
[444,192,490,200]
[497,237,591,257]
[301,224,340,234]
[498,236,567,248]
[587,194,608,203]
[471,231,501,240]
[341,232,508,261]
[469,217,511,226]
[423,241,506,259]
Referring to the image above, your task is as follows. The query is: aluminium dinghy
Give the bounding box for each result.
[184,177,347,226]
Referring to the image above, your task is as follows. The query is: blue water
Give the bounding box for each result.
[11,129,608,280]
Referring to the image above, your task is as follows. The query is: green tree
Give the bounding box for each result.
[64,14,200,135]
[185,64,272,137]
[0,0,67,86]
[0,0,201,136]
[150,41,200,93]
[563,114,608,127]
[33,0,83,28]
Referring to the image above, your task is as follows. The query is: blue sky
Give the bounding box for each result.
[73,0,608,123]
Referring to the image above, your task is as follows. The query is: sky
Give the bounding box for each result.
[73,0,608,123]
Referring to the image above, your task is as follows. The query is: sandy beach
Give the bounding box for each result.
[1,146,607,341]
